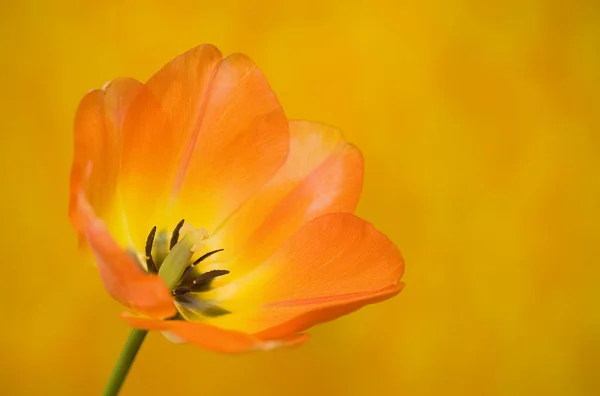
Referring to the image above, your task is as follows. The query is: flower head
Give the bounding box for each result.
[69,44,404,353]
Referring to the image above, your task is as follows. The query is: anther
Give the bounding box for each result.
[189,269,230,292]
[191,269,230,285]
[145,226,158,273]
[192,249,225,266]
[172,269,230,296]
[172,287,191,296]
[170,219,185,250]
[180,249,225,280]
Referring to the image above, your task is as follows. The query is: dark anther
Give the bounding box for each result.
[170,219,185,250]
[192,249,225,266]
[192,269,230,285]
[145,226,158,273]
[189,269,230,292]
[172,286,192,296]
[172,269,230,296]
[180,249,225,280]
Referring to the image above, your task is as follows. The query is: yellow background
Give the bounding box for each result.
[2,1,599,395]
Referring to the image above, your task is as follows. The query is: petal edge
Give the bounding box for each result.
[204,213,404,336]
[121,313,309,353]
[77,189,176,319]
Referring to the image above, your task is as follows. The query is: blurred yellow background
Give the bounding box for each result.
[2,0,599,395]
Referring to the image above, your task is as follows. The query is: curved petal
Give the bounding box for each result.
[76,189,176,319]
[117,45,221,248]
[118,45,289,249]
[255,284,403,340]
[173,52,289,233]
[204,121,363,280]
[204,213,404,335]
[121,313,309,353]
[69,78,143,244]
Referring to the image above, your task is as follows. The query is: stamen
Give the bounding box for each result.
[199,304,231,318]
[172,286,191,296]
[145,226,158,273]
[192,249,225,266]
[180,248,225,280]
[176,295,232,318]
[192,269,230,285]
[189,269,230,292]
[173,269,230,295]
[170,219,185,250]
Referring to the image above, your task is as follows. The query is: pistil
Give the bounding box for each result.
[144,220,230,297]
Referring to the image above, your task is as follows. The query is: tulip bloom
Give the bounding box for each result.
[69,44,404,353]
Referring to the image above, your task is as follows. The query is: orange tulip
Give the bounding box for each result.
[69,44,404,353]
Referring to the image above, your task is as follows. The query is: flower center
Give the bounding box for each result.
[144,219,231,319]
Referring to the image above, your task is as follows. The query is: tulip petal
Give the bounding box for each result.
[117,45,221,247]
[173,52,289,233]
[205,121,363,279]
[118,45,289,249]
[69,78,143,244]
[255,284,403,340]
[121,313,309,353]
[76,190,176,319]
[204,213,404,335]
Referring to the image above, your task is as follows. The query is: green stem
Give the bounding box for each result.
[102,329,148,396]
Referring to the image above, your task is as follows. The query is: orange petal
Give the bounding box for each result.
[117,45,222,247]
[255,284,404,340]
[206,121,363,280]
[173,52,289,233]
[205,213,404,336]
[117,45,289,248]
[69,78,142,243]
[121,313,309,353]
[76,190,176,319]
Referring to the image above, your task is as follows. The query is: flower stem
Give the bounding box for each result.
[102,329,148,396]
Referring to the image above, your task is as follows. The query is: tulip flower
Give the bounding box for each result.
[69,44,404,395]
